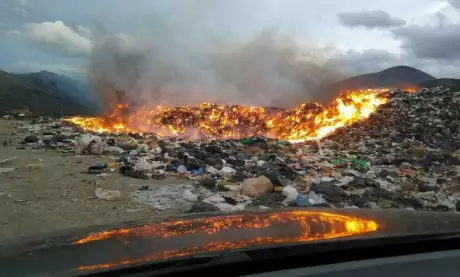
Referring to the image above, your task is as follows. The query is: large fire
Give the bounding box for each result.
[66,88,414,141]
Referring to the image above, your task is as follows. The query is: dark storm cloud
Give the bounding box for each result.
[391,23,460,60]
[338,10,406,29]
[448,0,460,9]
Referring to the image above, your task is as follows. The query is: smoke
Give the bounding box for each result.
[89,5,345,112]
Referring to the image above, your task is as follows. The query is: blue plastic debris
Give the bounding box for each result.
[191,168,204,175]
[295,194,312,207]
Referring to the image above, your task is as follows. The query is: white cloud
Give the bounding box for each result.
[5,29,21,37]
[19,0,30,8]
[76,25,90,38]
[0,0,30,17]
[13,20,142,60]
[11,6,28,16]
[330,49,401,75]
[11,60,87,75]
[20,21,91,57]
[411,1,460,25]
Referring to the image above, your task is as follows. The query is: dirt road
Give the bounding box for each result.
[0,120,187,241]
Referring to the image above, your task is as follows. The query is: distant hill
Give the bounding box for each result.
[419,78,460,90]
[318,66,437,102]
[0,65,457,116]
[0,70,99,116]
[17,71,100,110]
[331,65,436,90]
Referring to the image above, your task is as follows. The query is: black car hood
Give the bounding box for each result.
[1,208,460,276]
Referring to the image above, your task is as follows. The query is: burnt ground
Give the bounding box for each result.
[0,120,187,242]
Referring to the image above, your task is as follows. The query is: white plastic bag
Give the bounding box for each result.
[95,188,121,201]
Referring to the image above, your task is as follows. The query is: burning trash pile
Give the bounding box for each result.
[16,87,460,213]
[65,88,391,141]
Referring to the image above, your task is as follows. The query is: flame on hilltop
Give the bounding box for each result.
[66,88,413,141]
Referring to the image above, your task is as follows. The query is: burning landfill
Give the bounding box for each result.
[15,86,460,213]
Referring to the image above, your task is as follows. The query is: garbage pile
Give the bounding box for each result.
[15,87,460,213]
[328,87,460,150]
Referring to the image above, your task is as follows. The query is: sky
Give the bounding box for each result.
[1,0,460,84]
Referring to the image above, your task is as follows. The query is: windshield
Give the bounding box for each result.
[1,0,459,272]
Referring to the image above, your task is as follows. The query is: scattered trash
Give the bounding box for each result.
[76,134,107,155]
[206,166,219,174]
[241,176,274,197]
[107,162,121,169]
[282,185,299,206]
[182,190,198,202]
[151,170,166,180]
[138,185,149,191]
[105,146,124,155]
[126,208,145,213]
[14,198,27,203]
[0,168,16,173]
[177,165,188,174]
[331,159,348,168]
[6,86,460,212]
[120,166,149,179]
[27,163,42,171]
[131,184,210,210]
[24,135,39,143]
[186,202,220,213]
[295,194,311,207]
[221,166,236,176]
[118,136,138,150]
[202,193,249,211]
[95,188,121,201]
[349,158,369,171]
[199,177,218,189]
[88,164,107,171]
[0,157,16,166]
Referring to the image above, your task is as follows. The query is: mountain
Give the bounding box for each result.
[17,71,100,109]
[318,66,437,102]
[419,78,460,90]
[0,66,455,116]
[0,70,98,116]
[330,65,436,90]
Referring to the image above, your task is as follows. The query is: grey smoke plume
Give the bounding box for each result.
[89,17,345,112]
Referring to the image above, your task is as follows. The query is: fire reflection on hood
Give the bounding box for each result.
[74,210,378,271]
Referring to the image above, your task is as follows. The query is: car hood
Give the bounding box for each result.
[1,208,460,276]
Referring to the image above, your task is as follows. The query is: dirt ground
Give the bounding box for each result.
[0,120,188,241]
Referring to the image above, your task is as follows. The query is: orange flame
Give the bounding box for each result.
[74,210,378,271]
[64,88,406,141]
